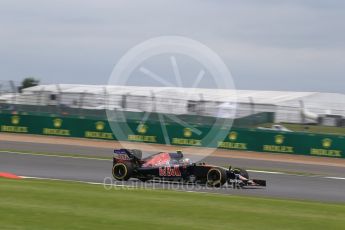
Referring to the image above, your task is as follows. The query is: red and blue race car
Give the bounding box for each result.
[112,149,266,188]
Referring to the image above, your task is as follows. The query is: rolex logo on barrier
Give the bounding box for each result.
[138,124,148,134]
[53,118,62,128]
[84,121,113,139]
[11,116,20,125]
[217,131,247,150]
[96,121,105,131]
[171,127,201,146]
[183,128,192,138]
[310,138,341,157]
[1,115,28,133]
[228,131,237,141]
[42,118,70,136]
[322,138,332,148]
[128,123,156,143]
[275,135,284,145]
[263,134,294,153]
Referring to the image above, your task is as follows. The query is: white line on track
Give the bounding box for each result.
[324,176,345,180]
[247,170,285,175]
[21,176,106,185]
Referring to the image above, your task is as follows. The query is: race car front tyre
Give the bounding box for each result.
[206,168,227,187]
[112,162,133,181]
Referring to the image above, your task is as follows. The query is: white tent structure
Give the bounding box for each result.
[4,84,345,124]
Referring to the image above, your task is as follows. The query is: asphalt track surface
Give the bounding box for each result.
[1,140,345,202]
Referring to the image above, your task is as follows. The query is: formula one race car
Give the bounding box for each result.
[112,149,266,188]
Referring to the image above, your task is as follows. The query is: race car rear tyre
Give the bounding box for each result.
[233,168,249,179]
[207,168,227,187]
[112,162,133,181]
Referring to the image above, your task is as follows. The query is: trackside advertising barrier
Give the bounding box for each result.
[0,114,344,158]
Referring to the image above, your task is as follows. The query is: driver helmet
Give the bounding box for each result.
[181,158,191,165]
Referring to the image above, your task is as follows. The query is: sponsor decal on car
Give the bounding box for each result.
[114,154,131,161]
[159,166,182,177]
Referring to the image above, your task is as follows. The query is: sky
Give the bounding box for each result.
[0,0,344,93]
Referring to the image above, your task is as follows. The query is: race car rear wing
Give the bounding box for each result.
[113,149,143,161]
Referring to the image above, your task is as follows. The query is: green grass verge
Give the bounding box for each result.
[258,123,345,135]
[1,178,345,230]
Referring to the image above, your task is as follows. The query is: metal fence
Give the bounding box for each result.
[0,96,268,125]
